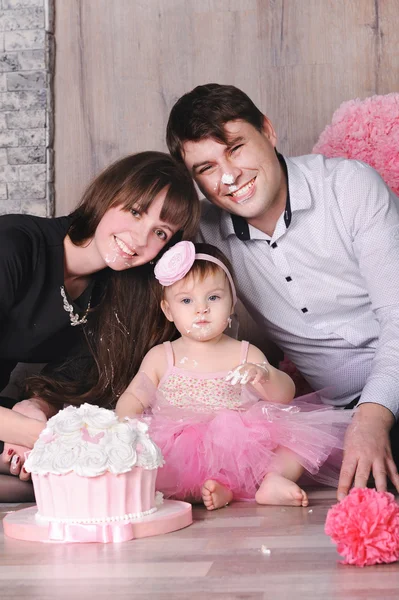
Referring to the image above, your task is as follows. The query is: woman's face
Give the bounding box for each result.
[94,188,178,270]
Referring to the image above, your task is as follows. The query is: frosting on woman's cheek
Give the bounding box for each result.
[104,252,118,264]
[104,252,134,268]
[104,238,135,268]
[103,237,119,264]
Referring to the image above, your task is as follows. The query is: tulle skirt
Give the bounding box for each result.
[149,394,351,501]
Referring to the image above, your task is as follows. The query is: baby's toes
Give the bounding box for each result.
[301,490,309,507]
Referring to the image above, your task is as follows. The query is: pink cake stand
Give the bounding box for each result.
[3,500,192,543]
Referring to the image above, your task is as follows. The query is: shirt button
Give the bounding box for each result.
[285,276,292,282]
[271,242,278,248]
[301,307,308,313]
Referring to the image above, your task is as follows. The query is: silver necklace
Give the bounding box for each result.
[60,285,91,327]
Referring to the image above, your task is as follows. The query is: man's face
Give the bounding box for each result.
[182,119,286,228]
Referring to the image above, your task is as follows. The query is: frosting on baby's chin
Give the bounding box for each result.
[24,404,164,477]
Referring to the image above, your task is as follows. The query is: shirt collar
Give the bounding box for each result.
[285,155,313,212]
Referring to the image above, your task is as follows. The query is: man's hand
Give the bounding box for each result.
[337,403,399,500]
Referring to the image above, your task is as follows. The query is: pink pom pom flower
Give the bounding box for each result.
[154,241,196,286]
[325,488,399,567]
[313,93,399,197]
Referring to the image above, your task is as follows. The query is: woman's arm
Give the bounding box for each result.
[1,397,56,450]
[0,405,46,448]
[1,398,55,481]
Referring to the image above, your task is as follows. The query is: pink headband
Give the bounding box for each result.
[154,241,237,306]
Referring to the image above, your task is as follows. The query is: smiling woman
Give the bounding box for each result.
[0,151,199,499]
[93,191,177,269]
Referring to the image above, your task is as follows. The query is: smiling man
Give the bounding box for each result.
[166,83,399,500]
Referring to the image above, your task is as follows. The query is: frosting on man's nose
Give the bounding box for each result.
[221,173,235,185]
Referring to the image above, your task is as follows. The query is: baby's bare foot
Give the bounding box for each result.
[201,480,233,511]
[255,473,309,507]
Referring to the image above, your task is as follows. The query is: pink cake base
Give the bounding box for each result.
[3,500,192,543]
[32,467,156,521]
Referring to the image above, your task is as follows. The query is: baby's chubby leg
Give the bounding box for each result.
[255,448,309,507]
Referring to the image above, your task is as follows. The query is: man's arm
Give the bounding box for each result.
[337,163,399,497]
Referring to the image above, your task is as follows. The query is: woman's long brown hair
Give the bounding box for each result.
[26,152,198,408]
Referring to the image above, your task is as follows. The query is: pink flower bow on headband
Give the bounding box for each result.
[154,241,196,286]
[154,241,238,305]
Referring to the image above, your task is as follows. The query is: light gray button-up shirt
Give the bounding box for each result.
[198,154,399,417]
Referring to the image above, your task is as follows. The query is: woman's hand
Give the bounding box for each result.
[2,399,48,481]
[3,442,31,480]
[225,362,270,386]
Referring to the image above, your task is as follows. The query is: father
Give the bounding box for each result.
[165,83,399,500]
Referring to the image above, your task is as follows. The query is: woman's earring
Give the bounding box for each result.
[150,260,155,265]
[227,317,232,328]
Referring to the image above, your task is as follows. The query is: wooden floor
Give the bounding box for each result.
[1,488,399,599]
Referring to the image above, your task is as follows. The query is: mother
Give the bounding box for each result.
[0,151,199,500]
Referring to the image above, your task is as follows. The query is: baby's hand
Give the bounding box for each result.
[225,362,269,386]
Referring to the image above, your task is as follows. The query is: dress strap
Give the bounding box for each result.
[240,340,250,363]
[163,341,175,367]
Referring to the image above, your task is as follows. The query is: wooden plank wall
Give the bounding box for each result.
[53,0,398,356]
[54,0,399,216]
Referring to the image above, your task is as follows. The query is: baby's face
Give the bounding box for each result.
[161,269,233,342]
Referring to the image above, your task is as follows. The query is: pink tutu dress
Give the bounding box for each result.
[148,341,351,501]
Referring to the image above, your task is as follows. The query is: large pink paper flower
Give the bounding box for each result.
[154,241,196,286]
[325,488,399,567]
[313,94,399,196]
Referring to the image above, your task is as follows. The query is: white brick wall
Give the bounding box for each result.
[0,0,53,216]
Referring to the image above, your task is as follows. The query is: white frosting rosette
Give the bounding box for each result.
[127,419,164,470]
[49,444,82,474]
[105,442,137,475]
[24,404,164,477]
[73,446,111,477]
[114,421,138,445]
[50,405,84,436]
[79,403,119,430]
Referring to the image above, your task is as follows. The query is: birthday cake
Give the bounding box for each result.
[24,404,164,525]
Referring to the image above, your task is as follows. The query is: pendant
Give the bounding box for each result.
[60,286,91,327]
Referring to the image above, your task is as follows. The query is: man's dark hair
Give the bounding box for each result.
[166,83,265,162]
